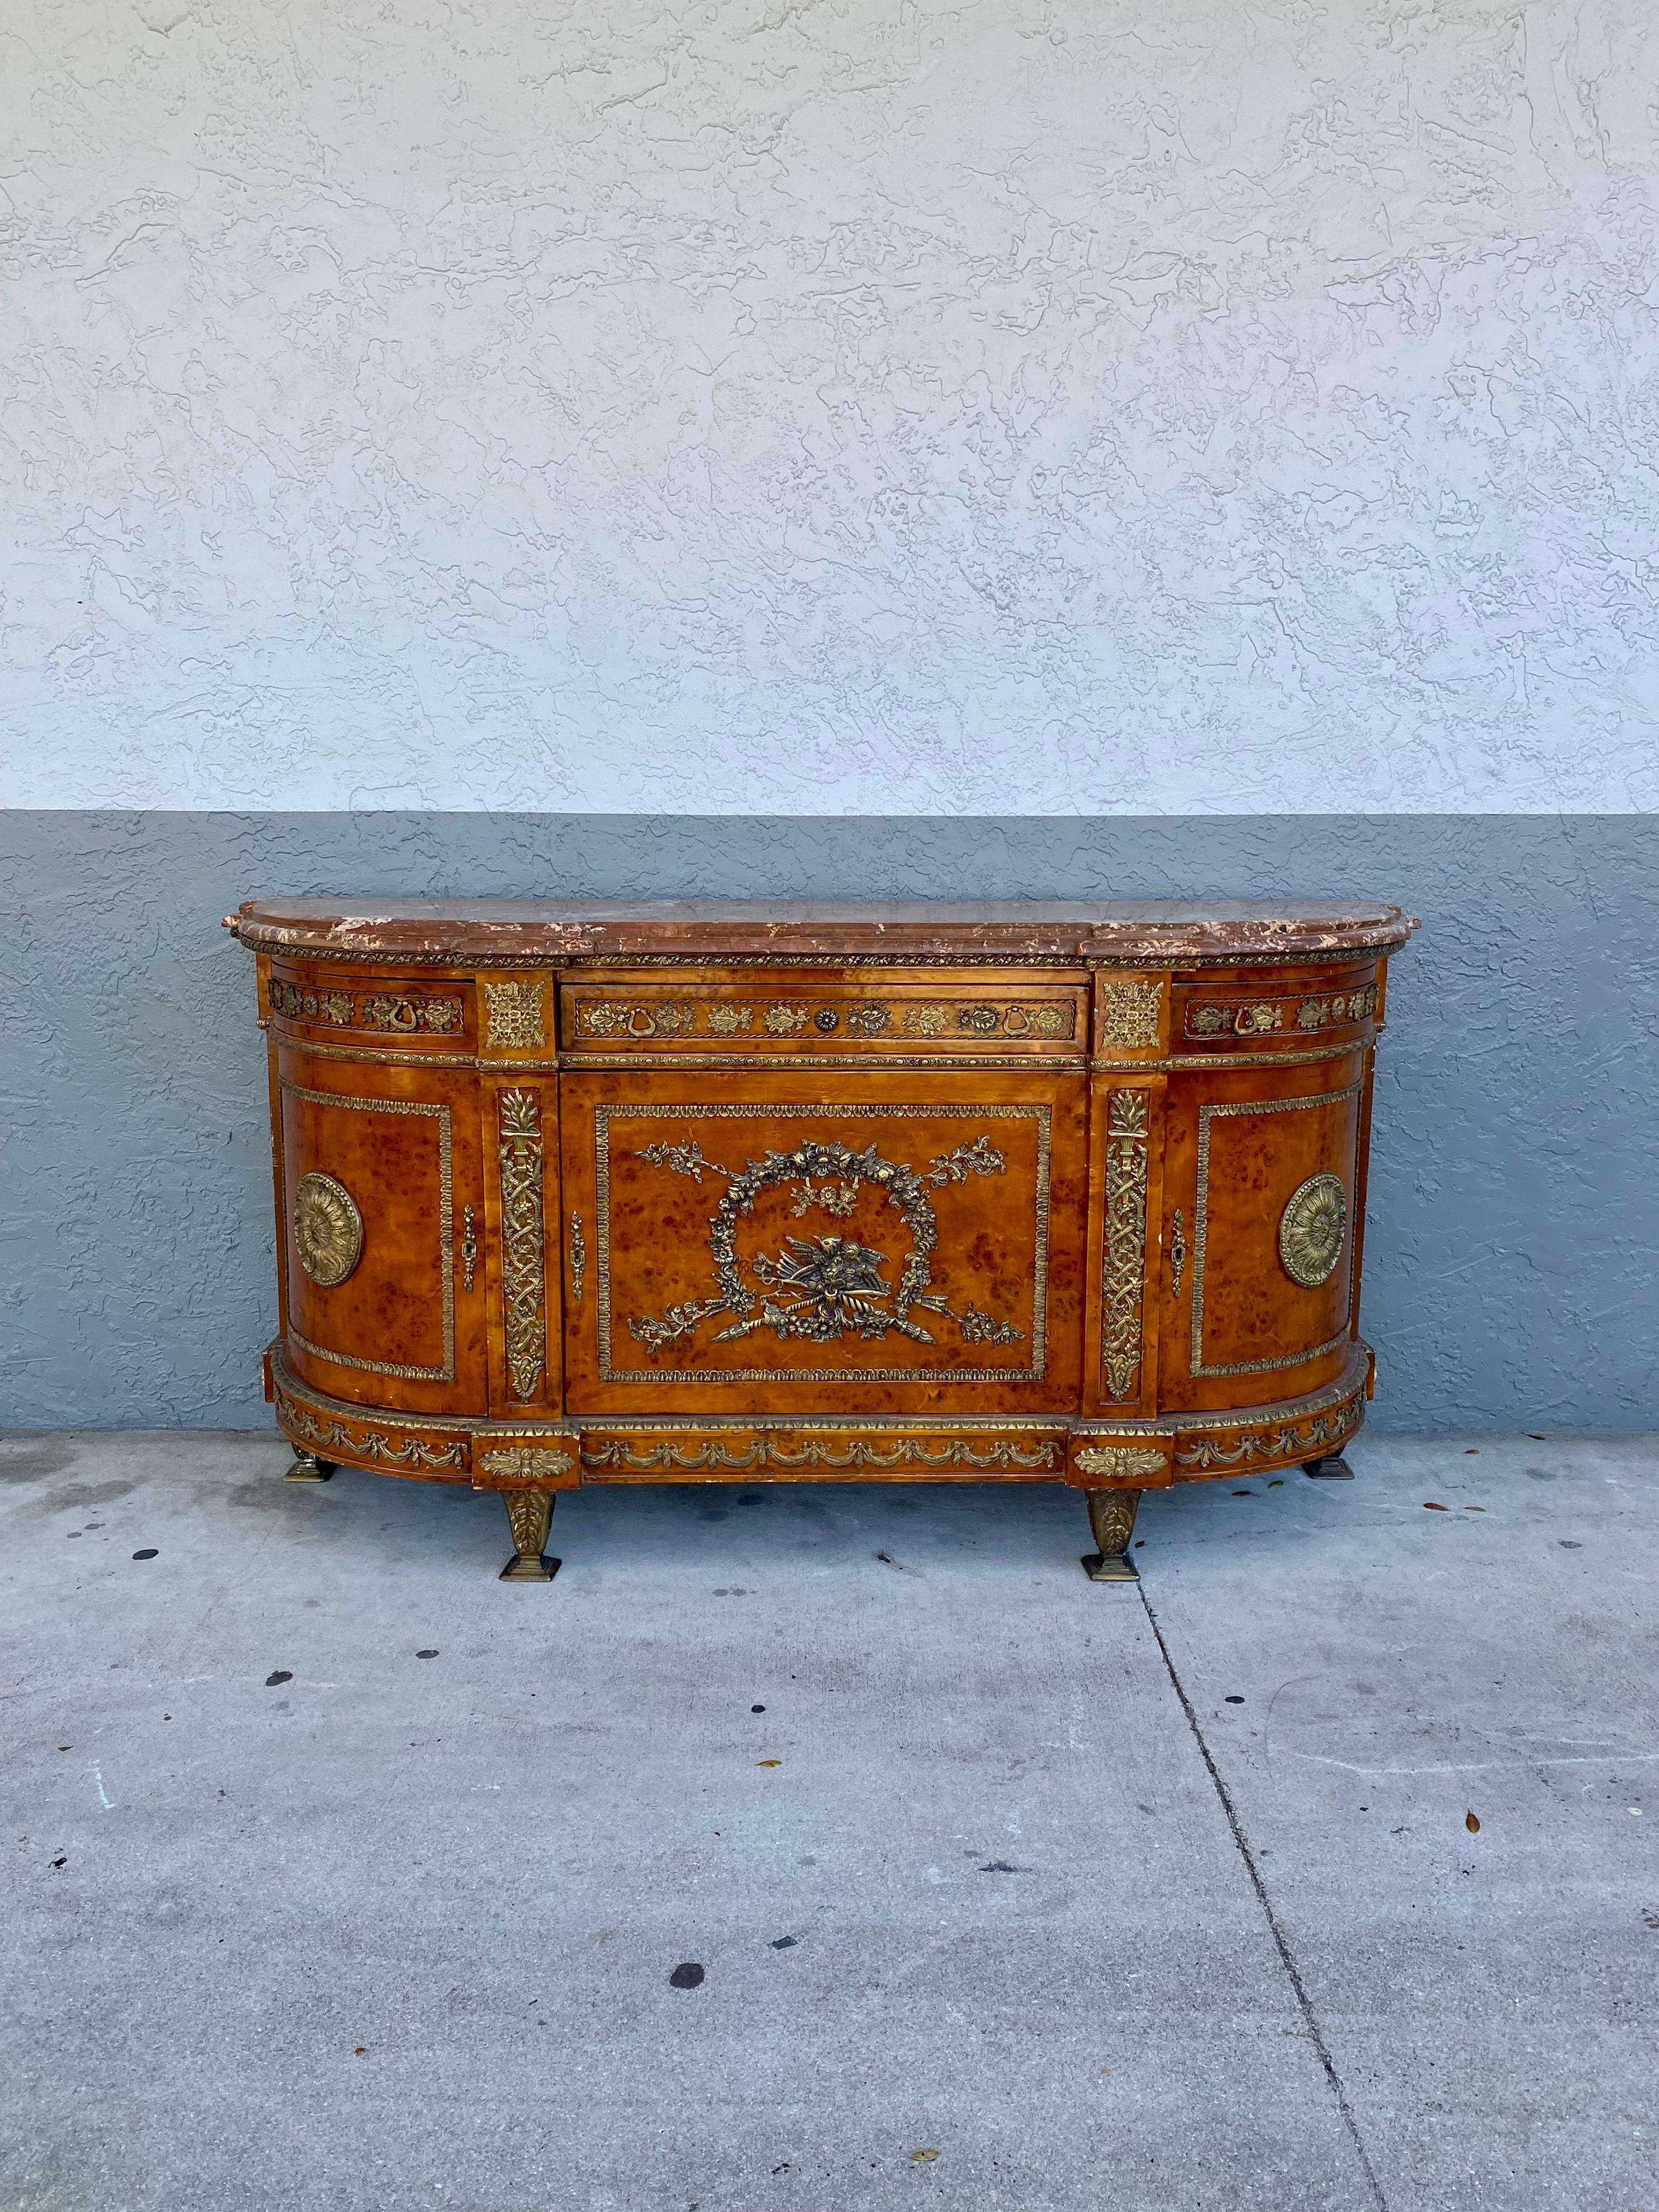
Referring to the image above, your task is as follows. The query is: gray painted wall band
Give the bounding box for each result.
[3,812,1652,1432]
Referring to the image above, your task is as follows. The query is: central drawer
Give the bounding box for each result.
[560,1068,1088,1415]
[559,975,1087,1056]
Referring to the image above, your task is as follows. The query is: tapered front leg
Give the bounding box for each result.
[1082,1488,1141,1582]
[286,1444,334,1482]
[499,1489,561,1581]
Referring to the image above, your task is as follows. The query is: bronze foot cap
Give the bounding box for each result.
[1081,1551,1139,1583]
[500,1553,562,1582]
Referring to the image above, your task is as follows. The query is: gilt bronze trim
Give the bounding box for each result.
[1100,1092,1149,1400]
[498,1089,547,1401]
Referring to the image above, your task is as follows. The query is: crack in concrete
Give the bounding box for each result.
[1139,1586,1389,2212]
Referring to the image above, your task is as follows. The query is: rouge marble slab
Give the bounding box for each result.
[229,897,1418,968]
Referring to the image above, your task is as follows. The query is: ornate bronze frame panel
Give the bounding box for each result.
[482,978,548,1051]
[594,1102,1052,1386]
[1096,980,1165,1051]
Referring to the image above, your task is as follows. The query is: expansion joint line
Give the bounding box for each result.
[1139,1588,1388,2212]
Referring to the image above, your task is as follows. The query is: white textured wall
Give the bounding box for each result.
[3,0,1656,814]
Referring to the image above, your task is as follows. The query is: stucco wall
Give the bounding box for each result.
[2,812,1654,1432]
[4,1,1657,814]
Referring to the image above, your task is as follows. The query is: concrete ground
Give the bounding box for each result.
[2,1432,1655,2212]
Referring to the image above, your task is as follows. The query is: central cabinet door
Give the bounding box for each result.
[560,1070,1087,1415]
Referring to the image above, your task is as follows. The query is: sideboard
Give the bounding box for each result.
[228,898,1417,1582]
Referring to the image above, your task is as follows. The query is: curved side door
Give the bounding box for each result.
[275,1042,488,1416]
[1159,1045,1370,1414]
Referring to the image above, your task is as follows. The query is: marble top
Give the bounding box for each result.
[230,898,1418,967]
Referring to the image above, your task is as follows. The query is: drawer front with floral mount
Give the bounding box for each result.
[263,962,476,1052]
[1171,961,1382,1056]
[559,974,1088,1060]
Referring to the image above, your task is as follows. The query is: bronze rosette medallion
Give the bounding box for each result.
[293,1171,364,1287]
[1278,1172,1347,1289]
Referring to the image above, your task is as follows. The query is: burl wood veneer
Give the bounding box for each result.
[229,899,1418,1582]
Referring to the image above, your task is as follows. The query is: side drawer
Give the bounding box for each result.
[1173,961,1380,1054]
[265,961,475,1052]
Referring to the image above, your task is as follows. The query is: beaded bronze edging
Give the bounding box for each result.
[272,1351,579,1444]
[271,1338,1369,1480]
[1092,1044,1370,1073]
[278,1083,456,1381]
[568,949,1409,969]
[275,1045,1084,1075]
[578,1416,1070,1435]
[271,1352,1076,1437]
[275,1040,558,1071]
[1096,1346,1373,1440]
